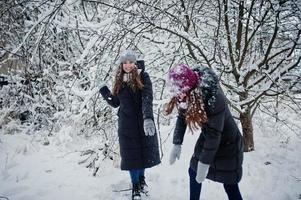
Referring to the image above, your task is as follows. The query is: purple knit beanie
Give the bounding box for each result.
[168,64,199,96]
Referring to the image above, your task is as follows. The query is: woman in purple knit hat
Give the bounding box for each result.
[165,64,244,200]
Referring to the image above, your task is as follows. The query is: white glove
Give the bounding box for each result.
[169,144,181,165]
[143,118,156,136]
[195,161,209,183]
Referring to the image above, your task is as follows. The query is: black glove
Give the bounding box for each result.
[99,85,110,98]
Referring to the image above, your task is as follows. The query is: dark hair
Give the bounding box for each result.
[112,64,144,95]
[164,89,208,132]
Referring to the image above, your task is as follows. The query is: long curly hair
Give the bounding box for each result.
[164,89,208,132]
[112,64,144,95]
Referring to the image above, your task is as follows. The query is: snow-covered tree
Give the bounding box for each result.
[1,0,300,156]
[95,0,301,151]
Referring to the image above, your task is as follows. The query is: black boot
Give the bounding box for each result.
[139,176,148,193]
[132,183,141,200]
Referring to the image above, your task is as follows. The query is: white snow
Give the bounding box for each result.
[1,111,300,200]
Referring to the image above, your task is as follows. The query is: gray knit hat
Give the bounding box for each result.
[117,50,137,65]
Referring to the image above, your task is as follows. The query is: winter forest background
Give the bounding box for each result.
[0,0,301,200]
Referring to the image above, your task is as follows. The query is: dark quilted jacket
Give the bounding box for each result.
[100,70,161,170]
[173,66,243,184]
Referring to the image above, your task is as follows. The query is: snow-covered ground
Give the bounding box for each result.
[1,113,301,200]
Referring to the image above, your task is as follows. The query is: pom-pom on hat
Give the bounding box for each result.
[168,64,199,96]
[117,49,137,65]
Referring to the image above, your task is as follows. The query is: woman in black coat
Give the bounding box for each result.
[99,50,160,200]
[165,64,243,200]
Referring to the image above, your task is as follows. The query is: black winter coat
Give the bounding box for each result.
[173,67,243,184]
[100,71,161,170]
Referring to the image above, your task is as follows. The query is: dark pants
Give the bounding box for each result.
[129,169,145,184]
[189,167,243,200]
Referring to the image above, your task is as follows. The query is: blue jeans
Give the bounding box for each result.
[129,169,145,184]
[189,167,243,200]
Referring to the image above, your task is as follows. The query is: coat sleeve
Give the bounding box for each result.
[199,91,225,164]
[173,108,187,145]
[99,86,120,108]
[141,72,154,119]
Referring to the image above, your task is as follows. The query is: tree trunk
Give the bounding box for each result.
[240,110,254,152]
